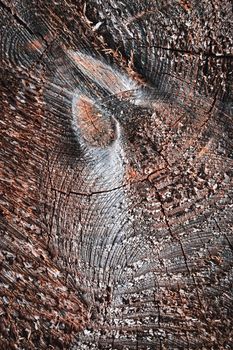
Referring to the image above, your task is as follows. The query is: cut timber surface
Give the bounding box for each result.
[0,1,232,349]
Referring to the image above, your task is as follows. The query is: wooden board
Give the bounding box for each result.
[0,1,232,349]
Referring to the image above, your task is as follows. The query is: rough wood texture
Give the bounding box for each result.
[0,1,232,349]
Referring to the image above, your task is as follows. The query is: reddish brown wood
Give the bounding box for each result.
[0,1,232,349]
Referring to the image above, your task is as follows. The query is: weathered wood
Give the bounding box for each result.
[0,0,232,349]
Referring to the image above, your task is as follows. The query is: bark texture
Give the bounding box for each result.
[0,0,233,349]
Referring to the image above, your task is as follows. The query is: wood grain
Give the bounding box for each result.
[0,0,232,349]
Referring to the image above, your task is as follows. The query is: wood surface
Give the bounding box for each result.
[0,0,233,349]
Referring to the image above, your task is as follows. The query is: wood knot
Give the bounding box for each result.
[74,95,117,147]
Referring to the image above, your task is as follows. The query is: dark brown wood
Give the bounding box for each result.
[0,0,232,349]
